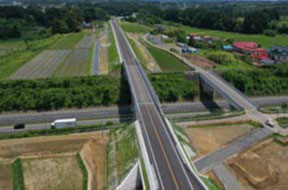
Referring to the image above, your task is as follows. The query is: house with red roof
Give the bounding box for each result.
[233,42,268,61]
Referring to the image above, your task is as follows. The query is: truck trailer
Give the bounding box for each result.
[51,118,77,129]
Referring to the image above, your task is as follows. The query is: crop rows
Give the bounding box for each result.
[9,50,71,80]
[54,49,90,77]
[76,34,96,49]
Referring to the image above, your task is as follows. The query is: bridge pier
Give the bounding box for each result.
[199,77,216,102]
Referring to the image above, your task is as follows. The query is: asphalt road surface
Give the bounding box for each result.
[213,164,243,190]
[194,127,273,172]
[112,20,205,190]
[0,96,285,127]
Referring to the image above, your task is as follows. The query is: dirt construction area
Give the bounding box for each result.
[0,132,109,190]
[185,124,254,159]
[228,140,288,190]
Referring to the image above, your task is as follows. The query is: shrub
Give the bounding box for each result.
[263,29,277,37]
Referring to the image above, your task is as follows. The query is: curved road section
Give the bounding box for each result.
[112,21,205,190]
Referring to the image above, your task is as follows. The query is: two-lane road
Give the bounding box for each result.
[112,21,205,190]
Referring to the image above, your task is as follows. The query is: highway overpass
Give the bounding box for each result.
[111,20,207,190]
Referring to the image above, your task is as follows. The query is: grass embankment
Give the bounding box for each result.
[201,177,222,190]
[0,123,118,140]
[187,120,262,129]
[76,153,88,190]
[119,21,152,34]
[50,33,85,49]
[12,159,24,190]
[127,37,148,70]
[0,35,62,79]
[276,117,288,129]
[114,124,139,181]
[146,43,190,72]
[108,25,120,72]
[180,25,288,48]
[259,104,288,114]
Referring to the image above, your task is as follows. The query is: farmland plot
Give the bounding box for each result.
[0,164,12,190]
[54,48,90,77]
[76,33,96,49]
[9,50,71,79]
[22,156,83,190]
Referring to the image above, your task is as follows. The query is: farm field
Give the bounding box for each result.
[22,156,83,190]
[179,25,288,48]
[9,50,71,80]
[76,33,96,49]
[119,21,152,34]
[0,164,12,190]
[184,123,254,160]
[50,33,85,49]
[0,39,25,56]
[146,43,190,72]
[9,32,97,79]
[228,140,288,190]
[0,131,109,190]
[54,48,90,77]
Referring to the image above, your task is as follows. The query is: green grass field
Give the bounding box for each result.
[50,33,85,49]
[180,26,288,48]
[146,44,190,72]
[127,37,149,70]
[119,21,152,34]
[108,25,120,72]
[0,35,62,80]
[0,39,26,56]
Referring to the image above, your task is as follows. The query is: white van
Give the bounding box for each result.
[51,118,77,129]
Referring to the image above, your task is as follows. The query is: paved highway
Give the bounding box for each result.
[112,21,205,190]
[0,96,285,127]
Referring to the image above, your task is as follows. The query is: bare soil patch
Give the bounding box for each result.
[0,132,103,162]
[228,141,288,190]
[0,163,13,190]
[0,132,109,190]
[182,54,216,69]
[80,133,109,190]
[186,124,253,159]
[22,155,83,190]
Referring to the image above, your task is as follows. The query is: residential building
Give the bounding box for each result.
[233,42,268,61]
[268,46,288,63]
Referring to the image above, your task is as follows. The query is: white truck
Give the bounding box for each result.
[51,118,77,129]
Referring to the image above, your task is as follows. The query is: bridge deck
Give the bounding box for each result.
[112,21,205,190]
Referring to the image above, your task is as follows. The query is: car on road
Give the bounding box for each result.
[265,118,275,128]
[14,123,25,130]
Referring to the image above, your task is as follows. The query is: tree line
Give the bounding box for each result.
[0,73,199,112]
[221,65,288,96]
